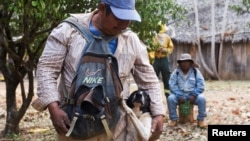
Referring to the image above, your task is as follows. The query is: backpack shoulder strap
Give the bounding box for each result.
[176,70,179,76]
[60,17,93,99]
[61,17,94,60]
[62,17,93,42]
[193,67,198,87]
[193,67,197,79]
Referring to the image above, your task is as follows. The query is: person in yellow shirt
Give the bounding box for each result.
[152,22,174,97]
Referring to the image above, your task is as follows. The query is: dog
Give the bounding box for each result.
[123,90,152,141]
[126,90,151,118]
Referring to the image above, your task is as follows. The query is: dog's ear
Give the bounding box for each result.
[126,91,137,108]
[145,93,151,103]
[144,94,151,107]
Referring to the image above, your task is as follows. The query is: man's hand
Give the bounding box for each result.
[48,102,70,135]
[189,95,196,104]
[149,115,165,141]
[159,47,167,53]
[178,96,186,104]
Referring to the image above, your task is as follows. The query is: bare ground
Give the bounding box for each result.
[0,79,250,141]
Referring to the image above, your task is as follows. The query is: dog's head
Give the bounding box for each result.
[126,90,151,113]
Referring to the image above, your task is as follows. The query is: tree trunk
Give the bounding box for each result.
[210,0,220,80]
[193,0,216,79]
[3,78,20,135]
[1,71,34,137]
[218,0,229,76]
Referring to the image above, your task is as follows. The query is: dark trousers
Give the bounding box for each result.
[153,57,171,91]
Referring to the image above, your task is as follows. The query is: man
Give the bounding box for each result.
[152,22,174,97]
[31,0,165,140]
[167,53,207,128]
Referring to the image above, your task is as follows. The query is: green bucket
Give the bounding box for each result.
[179,101,190,115]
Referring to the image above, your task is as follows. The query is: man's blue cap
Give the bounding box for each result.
[101,0,141,22]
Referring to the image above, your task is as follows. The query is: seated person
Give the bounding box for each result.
[167,53,207,128]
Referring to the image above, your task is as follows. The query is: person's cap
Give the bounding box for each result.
[101,0,141,22]
[177,53,194,63]
[158,21,168,33]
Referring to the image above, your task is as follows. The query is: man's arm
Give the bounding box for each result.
[32,23,70,111]
[164,34,174,55]
[132,40,165,116]
[191,69,205,97]
[169,69,184,99]
[128,32,165,141]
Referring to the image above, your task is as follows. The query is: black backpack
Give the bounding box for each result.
[61,18,123,140]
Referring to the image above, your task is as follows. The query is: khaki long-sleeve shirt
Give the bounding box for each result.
[32,11,165,138]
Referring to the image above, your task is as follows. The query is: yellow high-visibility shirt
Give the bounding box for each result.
[153,33,174,58]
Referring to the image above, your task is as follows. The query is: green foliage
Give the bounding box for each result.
[131,0,187,51]
[6,133,21,139]
[0,0,99,69]
[230,0,250,28]
[230,0,250,14]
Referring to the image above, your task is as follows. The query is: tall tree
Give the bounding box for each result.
[0,0,186,137]
[193,0,215,78]
[193,0,249,80]
[0,0,98,137]
[193,0,228,80]
[218,0,229,76]
[210,0,220,79]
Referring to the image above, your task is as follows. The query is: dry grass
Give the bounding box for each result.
[0,80,250,141]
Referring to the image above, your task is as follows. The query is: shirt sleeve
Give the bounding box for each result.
[191,69,205,96]
[164,35,174,55]
[130,36,166,116]
[32,23,73,111]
